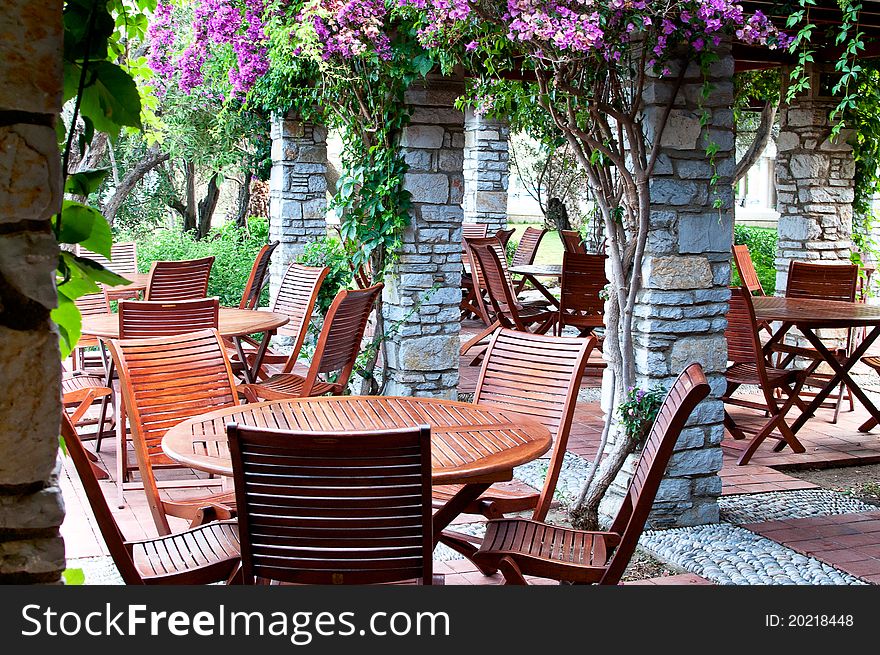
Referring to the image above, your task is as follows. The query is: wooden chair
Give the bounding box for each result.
[239,284,383,401]
[511,226,547,294]
[232,263,329,380]
[62,371,114,478]
[461,224,490,320]
[723,287,807,466]
[71,290,111,371]
[435,329,594,561]
[238,240,279,310]
[145,256,214,301]
[462,223,489,241]
[106,329,238,535]
[732,244,765,296]
[774,260,859,422]
[60,413,240,585]
[556,252,607,340]
[119,297,219,338]
[227,422,435,585]
[495,227,516,249]
[76,242,140,301]
[473,363,710,584]
[560,229,587,254]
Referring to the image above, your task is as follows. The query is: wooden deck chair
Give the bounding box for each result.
[511,226,547,294]
[557,252,607,343]
[472,363,710,584]
[106,328,238,535]
[227,423,436,585]
[231,263,328,380]
[461,223,490,320]
[76,241,140,301]
[71,290,111,372]
[723,287,808,465]
[145,256,214,301]
[239,284,383,401]
[435,329,594,563]
[238,240,279,310]
[60,413,240,584]
[560,229,587,254]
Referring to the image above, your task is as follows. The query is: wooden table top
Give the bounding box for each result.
[753,296,880,328]
[510,264,563,277]
[81,307,289,339]
[162,396,552,485]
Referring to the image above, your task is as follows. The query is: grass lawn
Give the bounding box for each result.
[509,221,565,265]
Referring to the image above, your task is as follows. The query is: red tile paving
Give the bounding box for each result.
[745,512,880,583]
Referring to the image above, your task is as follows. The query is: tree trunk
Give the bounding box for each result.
[197,173,220,239]
[102,145,170,226]
[180,161,197,233]
[234,171,252,228]
[733,100,778,184]
[546,197,572,231]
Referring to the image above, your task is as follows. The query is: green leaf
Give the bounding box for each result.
[56,201,113,257]
[74,60,143,137]
[51,294,81,360]
[64,168,109,196]
[67,253,131,287]
[62,568,85,586]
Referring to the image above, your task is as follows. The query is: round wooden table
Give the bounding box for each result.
[162,395,552,541]
[510,264,562,307]
[754,296,880,434]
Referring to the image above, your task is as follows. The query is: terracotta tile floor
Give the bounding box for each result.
[59,321,880,586]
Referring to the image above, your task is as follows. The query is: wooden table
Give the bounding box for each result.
[162,396,552,545]
[81,307,289,384]
[754,296,880,434]
[510,264,562,307]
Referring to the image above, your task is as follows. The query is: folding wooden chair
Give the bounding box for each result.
[238,240,279,310]
[723,287,807,465]
[145,256,214,301]
[107,328,238,534]
[473,363,710,584]
[556,251,607,342]
[560,229,587,254]
[239,284,383,401]
[76,241,140,301]
[227,422,436,585]
[511,226,547,294]
[60,413,240,584]
[461,223,490,320]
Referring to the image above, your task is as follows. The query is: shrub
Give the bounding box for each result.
[296,235,356,315]
[118,217,270,307]
[733,225,777,295]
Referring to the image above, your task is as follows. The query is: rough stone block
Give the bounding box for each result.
[404,173,449,204]
[677,211,733,254]
[0,124,61,221]
[0,535,64,582]
[643,255,714,290]
[0,2,62,114]
[0,481,64,531]
[400,126,445,149]
[395,335,460,372]
[671,335,727,373]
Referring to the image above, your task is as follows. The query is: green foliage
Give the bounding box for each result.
[121,217,270,307]
[733,225,777,295]
[296,236,356,315]
[617,386,666,444]
[62,568,86,585]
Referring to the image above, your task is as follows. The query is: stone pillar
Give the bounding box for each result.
[462,108,509,232]
[602,45,735,528]
[774,66,855,293]
[382,77,465,398]
[268,113,328,300]
[0,1,65,582]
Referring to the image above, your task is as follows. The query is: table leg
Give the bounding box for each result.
[233,331,276,384]
[432,482,491,543]
[790,325,880,434]
[522,274,559,308]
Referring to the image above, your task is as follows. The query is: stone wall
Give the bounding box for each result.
[462,108,509,232]
[774,72,854,293]
[602,46,735,527]
[382,78,465,398]
[0,0,65,583]
[268,113,328,300]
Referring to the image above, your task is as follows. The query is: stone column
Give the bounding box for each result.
[268,112,328,300]
[774,66,855,293]
[602,45,735,528]
[0,1,65,582]
[382,77,465,398]
[462,108,509,232]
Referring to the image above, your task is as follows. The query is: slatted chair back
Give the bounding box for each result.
[301,283,384,395]
[239,241,279,310]
[228,423,433,585]
[76,242,139,275]
[560,252,608,318]
[145,256,214,301]
[271,263,330,372]
[512,227,547,267]
[732,244,765,296]
[462,223,489,242]
[474,328,594,520]
[785,261,858,302]
[75,291,111,317]
[465,236,514,325]
[495,227,516,249]
[119,298,219,339]
[106,329,239,533]
[560,229,587,254]
[725,287,764,366]
[59,413,145,584]
[470,240,526,331]
[602,363,710,584]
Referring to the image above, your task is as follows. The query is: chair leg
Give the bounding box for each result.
[498,556,528,585]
